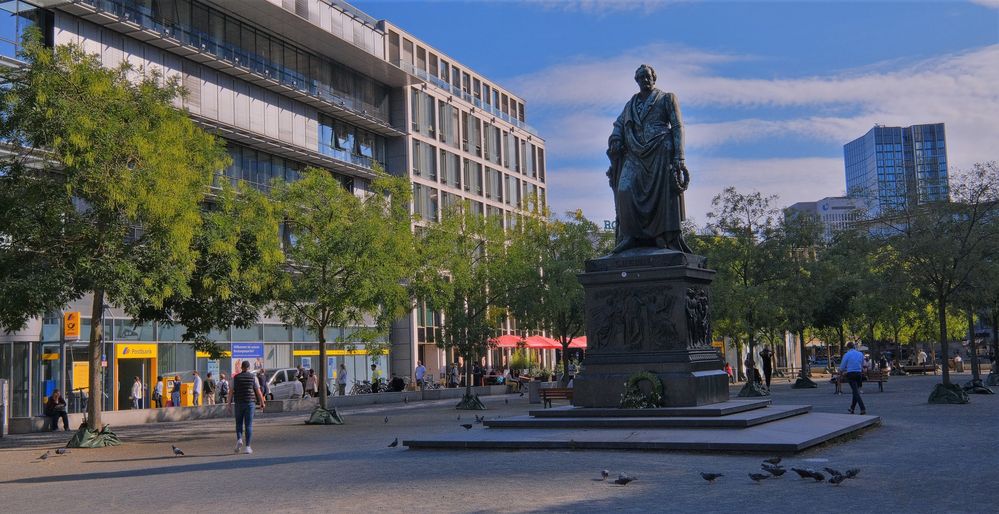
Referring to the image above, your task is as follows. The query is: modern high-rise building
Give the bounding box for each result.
[843,123,949,216]
[0,0,548,418]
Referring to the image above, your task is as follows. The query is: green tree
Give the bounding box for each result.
[137,182,284,357]
[883,162,999,402]
[0,37,228,433]
[704,187,785,396]
[506,209,608,385]
[271,169,416,421]
[774,209,825,387]
[418,207,512,409]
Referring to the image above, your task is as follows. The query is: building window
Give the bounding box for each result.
[411,89,436,136]
[463,159,482,196]
[440,149,460,189]
[0,1,51,60]
[411,140,437,180]
[438,100,459,149]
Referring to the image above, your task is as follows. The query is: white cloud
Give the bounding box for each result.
[518,43,999,227]
[970,0,999,8]
[521,0,689,15]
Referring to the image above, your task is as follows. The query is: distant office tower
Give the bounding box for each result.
[843,123,948,216]
[786,196,866,241]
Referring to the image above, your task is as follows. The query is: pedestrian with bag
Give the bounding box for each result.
[153,376,164,408]
[171,375,182,407]
[218,373,230,404]
[336,363,348,395]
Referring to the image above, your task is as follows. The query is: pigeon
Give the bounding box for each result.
[55,448,69,455]
[601,469,610,480]
[844,468,861,479]
[460,423,473,430]
[403,397,408,404]
[811,471,826,482]
[700,472,723,483]
[792,468,820,480]
[764,457,782,465]
[762,464,786,477]
[388,438,398,448]
[171,445,184,456]
[749,473,770,483]
[457,415,461,421]
[613,474,636,485]
[384,416,389,424]
[474,415,484,424]
[829,474,848,485]
[519,392,525,397]
[824,467,844,479]
[38,450,50,461]
[505,398,509,404]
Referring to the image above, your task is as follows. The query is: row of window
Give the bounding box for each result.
[412,183,543,226]
[85,0,391,123]
[220,142,354,195]
[411,90,545,179]
[411,141,546,205]
[318,115,387,169]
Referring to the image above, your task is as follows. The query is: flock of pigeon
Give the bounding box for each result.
[699,457,860,486]
[34,448,70,461]
[592,457,861,487]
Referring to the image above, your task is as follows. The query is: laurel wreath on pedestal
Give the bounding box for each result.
[619,371,664,409]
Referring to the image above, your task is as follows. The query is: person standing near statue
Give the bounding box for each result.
[760,346,775,388]
[606,64,691,254]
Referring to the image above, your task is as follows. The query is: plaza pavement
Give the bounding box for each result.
[0,373,995,513]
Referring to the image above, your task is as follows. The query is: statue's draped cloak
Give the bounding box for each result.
[608,89,688,251]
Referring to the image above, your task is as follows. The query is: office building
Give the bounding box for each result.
[844,123,949,216]
[786,196,866,241]
[0,0,547,418]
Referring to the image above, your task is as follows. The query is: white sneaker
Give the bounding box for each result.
[234,439,243,454]
[243,446,253,454]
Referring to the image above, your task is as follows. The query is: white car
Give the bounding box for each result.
[262,368,304,400]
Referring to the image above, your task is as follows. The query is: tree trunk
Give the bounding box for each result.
[939,298,950,385]
[464,355,473,397]
[992,310,999,364]
[798,330,810,377]
[87,290,105,430]
[968,309,981,382]
[747,332,757,382]
[837,325,845,363]
[560,339,571,386]
[317,328,327,410]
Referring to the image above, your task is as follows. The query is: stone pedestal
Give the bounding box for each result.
[572,248,729,408]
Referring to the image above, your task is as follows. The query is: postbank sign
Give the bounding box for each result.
[116,343,157,359]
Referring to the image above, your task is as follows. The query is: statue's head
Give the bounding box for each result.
[634,64,656,92]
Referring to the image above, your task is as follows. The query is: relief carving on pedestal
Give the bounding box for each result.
[685,287,711,348]
[588,286,679,352]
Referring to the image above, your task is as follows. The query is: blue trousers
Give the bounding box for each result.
[171,392,180,407]
[235,402,255,446]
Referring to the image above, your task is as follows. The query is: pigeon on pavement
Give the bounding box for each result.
[844,468,861,479]
[388,438,398,448]
[762,464,786,477]
[172,445,185,456]
[764,457,782,465]
[792,468,822,481]
[505,398,509,404]
[55,448,69,455]
[384,416,389,424]
[614,474,636,485]
[749,473,770,483]
[519,392,525,397]
[474,415,484,424]
[700,472,723,483]
[824,467,843,478]
[811,472,826,482]
[461,423,473,430]
[404,397,408,404]
[829,474,848,485]
[601,469,610,480]
[38,450,50,461]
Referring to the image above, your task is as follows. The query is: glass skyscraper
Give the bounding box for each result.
[844,123,948,216]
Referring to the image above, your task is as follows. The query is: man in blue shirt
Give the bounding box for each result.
[839,342,867,414]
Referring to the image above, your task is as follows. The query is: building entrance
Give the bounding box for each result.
[113,343,157,410]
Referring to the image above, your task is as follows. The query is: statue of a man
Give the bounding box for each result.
[607,64,691,254]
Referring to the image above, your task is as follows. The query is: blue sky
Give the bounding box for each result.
[354,0,999,225]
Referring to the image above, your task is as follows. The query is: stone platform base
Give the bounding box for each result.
[404,399,880,453]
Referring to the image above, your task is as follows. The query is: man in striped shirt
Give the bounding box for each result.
[228,360,266,454]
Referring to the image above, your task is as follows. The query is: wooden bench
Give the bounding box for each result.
[540,388,573,408]
[834,370,889,393]
[901,364,939,375]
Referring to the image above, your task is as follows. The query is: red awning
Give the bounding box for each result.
[525,335,558,349]
[489,334,526,348]
[568,336,587,349]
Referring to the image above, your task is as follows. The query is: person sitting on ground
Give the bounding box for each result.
[45,389,70,431]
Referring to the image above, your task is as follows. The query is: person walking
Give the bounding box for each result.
[760,346,774,388]
[415,361,427,391]
[257,368,270,400]
[448,363,460,388]
[839,342,867,415]
[204,372,217,405]
[153,376,164,408]
[370,363,383,393]
[228,360,265,454]
[336,363,348,396]
[131,376,143,409]
[45,389,70,431]
[306,369,318,398]
[192,371,203,407]
[218,373,230,404]
[725,363,734,384]
[171,375,182,407]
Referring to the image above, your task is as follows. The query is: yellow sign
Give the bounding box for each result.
[711,341,725,357]
[64,311,81,340]
[196,351,232,358]
[41,353,60,361]
[73,361,89,392]
[116,343,157,359]
[293,349,390,356]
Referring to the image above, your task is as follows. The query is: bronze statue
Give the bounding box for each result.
[607,64,691,254]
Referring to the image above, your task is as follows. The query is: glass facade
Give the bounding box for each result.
[844,123,948,216]
[78,0,391,123]
[0,1,50,60]
[318,115,387,170]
